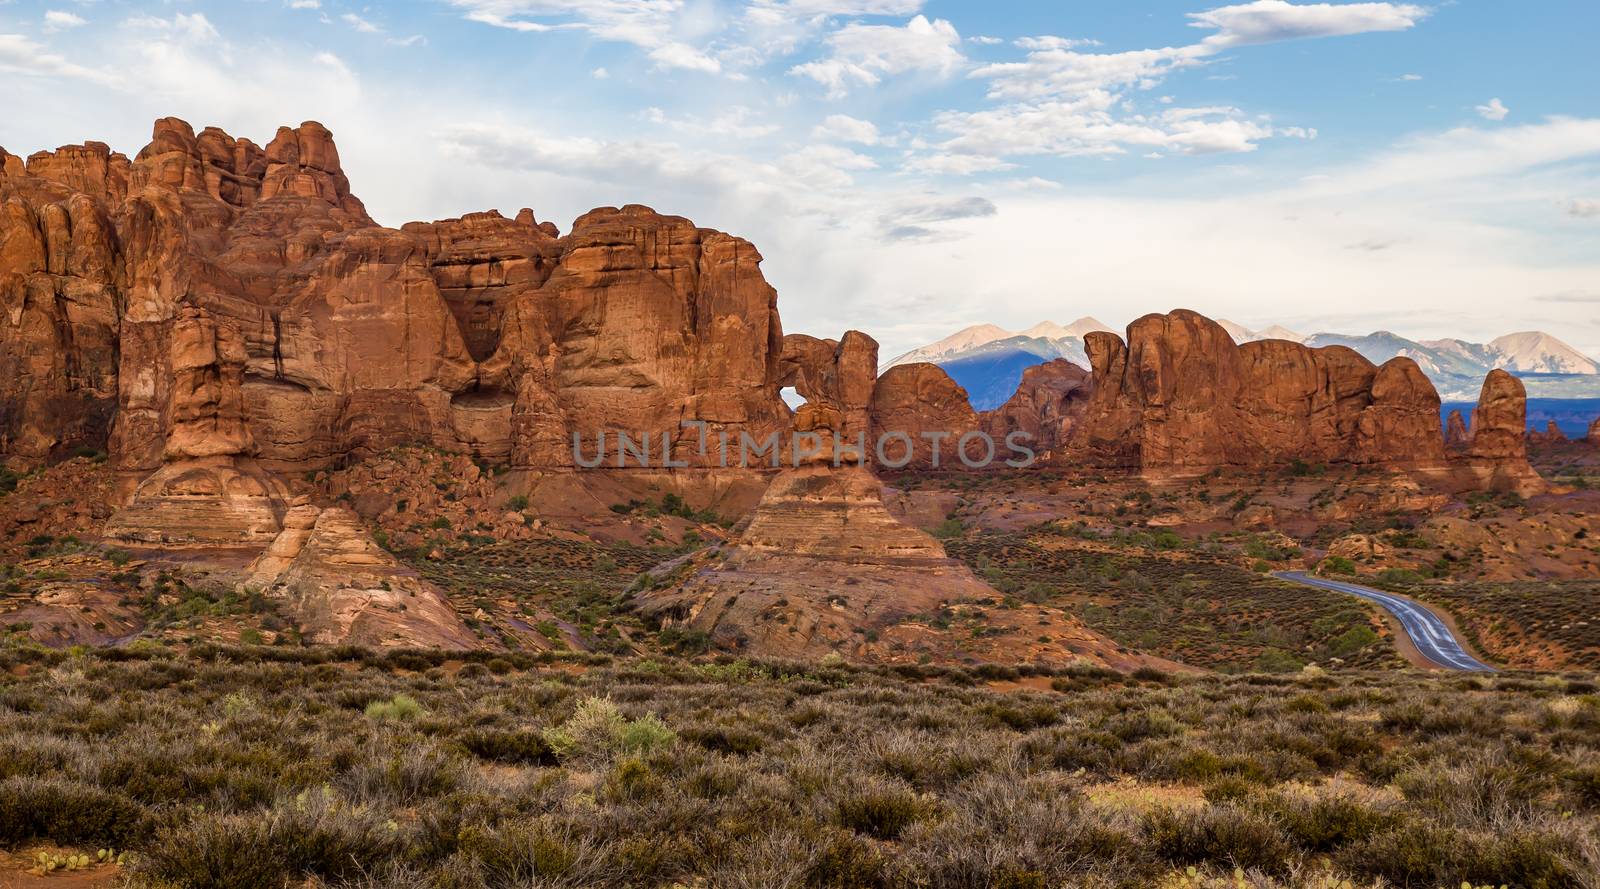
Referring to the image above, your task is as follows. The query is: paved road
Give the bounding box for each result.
[1274,572,1496,672]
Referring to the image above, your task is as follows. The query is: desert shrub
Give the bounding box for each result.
[807,828,894,888]
[1261,792,1395,852]
[365,693,426,722]
[681,722,766,755]
[1340,820,1472,885]
[541,696,675,762]
[456,727,554,764]
[456,820,590,884]
[1326,625,1379,657]
[836,783,930,840]
[1563,763,1600,808]
[1318,556,1356,576]
[140,791,409,888]
[1142,804,1295,874]
[980,700,1059,730]
[0,776,147,846]
[341,743,464,804]
[619,712,678,755]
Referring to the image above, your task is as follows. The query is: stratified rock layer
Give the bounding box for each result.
[635,463,997,658]
[248,505,475,649]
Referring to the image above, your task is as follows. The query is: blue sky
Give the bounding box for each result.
[4,0,1599,357]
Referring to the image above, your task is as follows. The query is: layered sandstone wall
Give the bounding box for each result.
[3,120,847,485]
[1063,310,1447,476]
[0,119,1543,506]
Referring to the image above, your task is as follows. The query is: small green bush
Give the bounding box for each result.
[541,697,676,763]
[365,694,426,722]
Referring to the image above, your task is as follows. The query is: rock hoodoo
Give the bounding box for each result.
[1445,409,1471,449]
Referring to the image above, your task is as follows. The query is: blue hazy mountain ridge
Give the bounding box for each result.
[911,322,1600,414]
[1441,398,1600,439]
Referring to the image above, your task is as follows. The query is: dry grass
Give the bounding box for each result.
[0,641,1596,888]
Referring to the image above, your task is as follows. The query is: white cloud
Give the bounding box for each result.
[648,41,721,73]
[969,35,1002,45]
[647,105,780,139]
[812,113,880,144]
[591,66,608,79]
[1013,36,1101,51]
[752,0,924,15]
[43,11,87,33]
[1188,1,1428,48]
[909,2,1429,172]
[0,33,120,87]
[1476,97,1509,121]
[1397,72,1422,81]
[973,44,1210,102]
[287,0,321,9]
[791,14,963,98]
[1293,118,1600,201]
[1563,198,1598,218]
[451,1,722,72]
[342,13,381,34]
[902,152,1016,175]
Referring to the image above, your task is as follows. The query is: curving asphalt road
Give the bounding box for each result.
[1273,572,1496,672]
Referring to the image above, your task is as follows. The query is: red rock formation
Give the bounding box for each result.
[1065,310,1451,477]
[1589,416,1600,446]
[1468,370,1528,461]
[1445,409,1470,450]
[869,363,983,470]
[981,358,1091,459]
[634,461,987,658]
[1527,420,1567,445]
[778,331,878,434]
[0,121,1545,530]
[1461,370,1544,494]
[248,504,474,648]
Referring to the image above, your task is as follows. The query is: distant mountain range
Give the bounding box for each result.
[890,318,1600,410]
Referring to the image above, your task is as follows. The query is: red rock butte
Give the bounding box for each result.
[2,117,1542,545]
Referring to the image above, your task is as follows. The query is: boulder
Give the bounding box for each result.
[981,358,1091,459]
[869,363,983,470]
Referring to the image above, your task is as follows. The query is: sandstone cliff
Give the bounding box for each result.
[1053,309,1536,488]
[0,120,1546,557]
[1063,310,1443,476]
